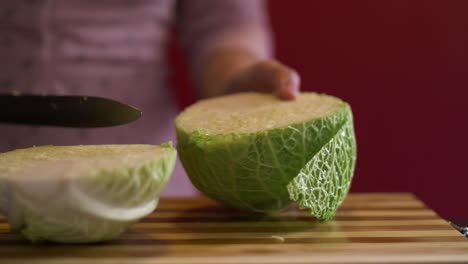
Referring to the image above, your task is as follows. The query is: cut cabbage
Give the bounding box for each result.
[176,92,356,220]
[0,143,176,243]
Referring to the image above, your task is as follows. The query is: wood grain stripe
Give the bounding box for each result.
[128,225,455,233]
[156,205,427,213]
[0,219,449,227]
[133,210,440,223]
[0,219,452,235]
[0,224,455,237]
[131,219,452,228]
[0,230,460,242]
[156,201,427,211]
[135,216,439,223]
[117,230,465,240]
[144,210,438,218]
[1,237,464,246]
[1,242,468,258]
[2,257,468,264]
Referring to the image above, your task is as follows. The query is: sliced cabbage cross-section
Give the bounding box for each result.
[0,143,176,243]
[176,92,357,220]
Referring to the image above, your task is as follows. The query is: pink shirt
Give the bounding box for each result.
[0,0,272,196]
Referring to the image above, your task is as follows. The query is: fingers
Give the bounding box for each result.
[226,59,301,100]
[275,65,301,100]
[249,60,301,100]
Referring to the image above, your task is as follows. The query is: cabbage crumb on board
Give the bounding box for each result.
[0,143,176,243]
[176,92,356,221]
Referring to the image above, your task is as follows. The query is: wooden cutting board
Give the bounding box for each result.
[0,193,467,263]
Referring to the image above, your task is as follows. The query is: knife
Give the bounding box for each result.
[450,221,468,238]
[0,94,142,128]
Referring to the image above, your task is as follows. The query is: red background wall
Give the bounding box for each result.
[170,0,468,220]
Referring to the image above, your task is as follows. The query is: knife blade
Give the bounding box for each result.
[0,94,142,128]
[450,221,468,238]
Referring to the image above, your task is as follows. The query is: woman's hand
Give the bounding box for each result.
[199,49,300,100]
[225,59,300,100]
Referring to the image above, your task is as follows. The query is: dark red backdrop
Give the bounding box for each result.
[170,0,468,220]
